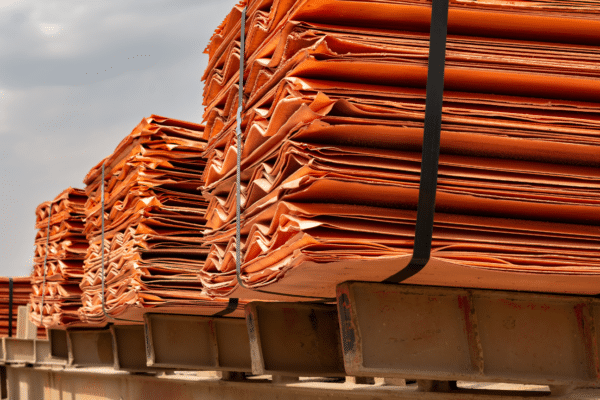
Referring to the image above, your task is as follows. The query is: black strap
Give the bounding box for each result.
[385,0,449,283]
[8,278,13,338]
[212,298,239,317]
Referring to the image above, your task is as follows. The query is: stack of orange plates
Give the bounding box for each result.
[0,277,45,338]
[78,115,243,325]
[198,0,600,300]
[29,188,87,328]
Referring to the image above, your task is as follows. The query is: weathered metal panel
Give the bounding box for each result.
[245,302,345,377]
[15,307,36,340]
[67,329,114,367]
[47,329,68,361]
[6,365,600,400]
[144,313,217,369]
[213,318,253,371]
[337,282,600,386]
[34,340,64,366]
[144,313,251,372]
[110,325,153,372]
[3,338,34,364]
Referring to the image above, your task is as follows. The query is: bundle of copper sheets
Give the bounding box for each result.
[199,0,600,300]
[0,277,39,337]
[29,188,87,328]
[79,115,244,325]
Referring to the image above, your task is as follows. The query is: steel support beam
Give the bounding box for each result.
[144,313,252,372]
[337,281,600,389]
[110,325,156,372]
[3,338,34,365]
[5,365,600,400]
[15,307,36,340]
[245,302,345,377]
[2,339,61,367]
[66,328,114,367]
[47,329,68,361]
[34,340,64,366]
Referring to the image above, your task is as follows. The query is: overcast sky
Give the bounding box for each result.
[0,0,237,277]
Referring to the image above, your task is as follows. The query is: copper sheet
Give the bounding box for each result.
[0,277,45,338]
[198,0,600,300]
[78,115,245,326]
[29,188,87,328]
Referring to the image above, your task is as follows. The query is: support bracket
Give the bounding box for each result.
[144,313,252,372]
[337,281,600,387]
[245,302,345,377]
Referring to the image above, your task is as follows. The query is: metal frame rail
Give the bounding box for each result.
[0,282,597,398]
[8,365,600,400]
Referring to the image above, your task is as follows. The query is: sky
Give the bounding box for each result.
[0,0,237,277]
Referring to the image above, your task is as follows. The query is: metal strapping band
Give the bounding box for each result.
[213,7,333,318]
[234,6,247,295]
[385,0,449,283]
[8,278,13,338]
[101,162,108,319]
[212,7,247,317]
[212,298,239,317]
[40,201,53,327]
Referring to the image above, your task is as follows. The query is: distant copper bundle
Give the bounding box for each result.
[29,188,87,328]
[0,277,39,337]
[78,115,244,325]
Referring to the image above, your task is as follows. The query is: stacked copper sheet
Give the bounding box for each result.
[0,278,36,337]
[79,115,243,325]
[29,188,87,328]
[199,0,600,300]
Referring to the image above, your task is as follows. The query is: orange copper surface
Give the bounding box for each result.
[78,115,244,326]
[0,277,45,338]
[197,0,600,300]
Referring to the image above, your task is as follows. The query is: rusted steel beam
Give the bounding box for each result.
[245,302,345,377]
[337,281,600,392]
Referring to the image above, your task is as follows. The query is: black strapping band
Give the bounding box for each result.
[8,278,13,338]
[212,298,239,317]
[385,0,449,283]
[213,7,334,316]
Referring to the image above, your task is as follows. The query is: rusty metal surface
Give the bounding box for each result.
[3,338,35,365]
[6,365,600,400]
[34,340,64,366]
[338,281,600,387]
[16,306,37,340]
[110,325,153,372]
[213,317,252,371]
[144,313,251,372]
[66,328,113,367]
[48,329,68,361]
[245,302,345,377]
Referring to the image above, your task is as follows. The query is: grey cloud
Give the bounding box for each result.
[1,0,230,89]
[0,0,237,276]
